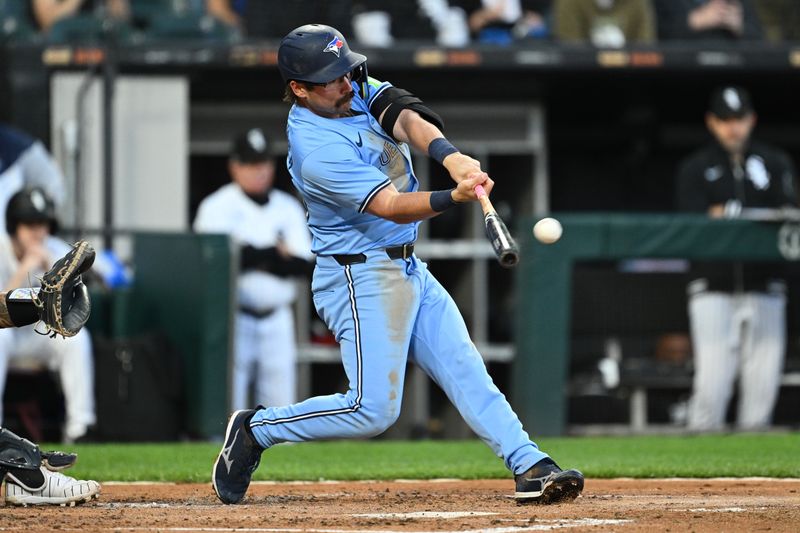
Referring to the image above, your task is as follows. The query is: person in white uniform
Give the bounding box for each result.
[0,188,95,443]
[194,128,314,411]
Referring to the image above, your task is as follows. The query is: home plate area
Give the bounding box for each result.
[0,479,798,532]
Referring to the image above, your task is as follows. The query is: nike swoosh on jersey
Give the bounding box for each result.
[221,429,239,474]
[356,133,363,147]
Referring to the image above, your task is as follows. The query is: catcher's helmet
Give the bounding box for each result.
[278,24,367,85]
[5,187,58,235]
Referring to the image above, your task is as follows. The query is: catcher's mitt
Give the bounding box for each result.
[34,240,95,338]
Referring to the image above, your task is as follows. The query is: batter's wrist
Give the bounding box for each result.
[428,138,459,165]
[430,189,458,212]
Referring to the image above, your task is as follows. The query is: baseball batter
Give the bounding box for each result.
[212,24,583,505]
[194,128,314,411]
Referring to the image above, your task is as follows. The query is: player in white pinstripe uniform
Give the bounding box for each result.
[676,86,797,431]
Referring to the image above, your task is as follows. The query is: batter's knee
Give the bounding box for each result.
[352,399,402,437]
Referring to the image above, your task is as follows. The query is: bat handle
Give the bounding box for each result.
[473,184,493,214]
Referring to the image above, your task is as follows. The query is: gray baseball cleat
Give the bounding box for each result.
[514,458,584,504]
[212,409,264,504]
[4,466,100,506]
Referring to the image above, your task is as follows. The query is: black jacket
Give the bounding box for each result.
[675,138,798,293]
[676,140,797,212]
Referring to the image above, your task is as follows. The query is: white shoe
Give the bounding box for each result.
[4,466,100,507]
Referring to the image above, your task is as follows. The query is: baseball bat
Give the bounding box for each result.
[474,184,519,268]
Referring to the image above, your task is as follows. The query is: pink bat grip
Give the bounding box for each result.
[474,184,487,198]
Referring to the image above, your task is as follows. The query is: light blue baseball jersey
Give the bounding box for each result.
[286,78,418,255]
[249,77,548,477]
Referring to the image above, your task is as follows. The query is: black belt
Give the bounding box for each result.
[239,306,276,319]
[333,244,414,266]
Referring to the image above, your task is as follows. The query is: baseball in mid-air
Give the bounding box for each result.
[533,217,562,244]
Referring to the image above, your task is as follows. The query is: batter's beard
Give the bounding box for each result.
[336,93,354,108]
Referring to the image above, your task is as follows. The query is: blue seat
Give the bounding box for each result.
[146,13,237,42]
[46,14,133,44]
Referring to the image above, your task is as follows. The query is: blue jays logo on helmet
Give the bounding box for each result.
[323,36,343,57]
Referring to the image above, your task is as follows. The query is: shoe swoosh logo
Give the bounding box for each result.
[524,472,557,483]
[221,429,239,474]
[355,133,363,147]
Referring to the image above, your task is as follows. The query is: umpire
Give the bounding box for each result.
[675,85,797,431]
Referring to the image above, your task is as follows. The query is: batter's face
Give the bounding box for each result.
[230,159,275,195]
[706,112,756,156]
[290,73,354,118]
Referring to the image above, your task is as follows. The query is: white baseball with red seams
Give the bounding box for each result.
[533,217,562,244]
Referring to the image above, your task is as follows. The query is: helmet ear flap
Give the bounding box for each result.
[353,63,369,99]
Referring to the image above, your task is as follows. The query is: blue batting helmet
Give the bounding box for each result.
[278,24,367,85]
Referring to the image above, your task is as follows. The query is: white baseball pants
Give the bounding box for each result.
[231,306,297,411]
[687,291,786,430]
[0,326,95,441]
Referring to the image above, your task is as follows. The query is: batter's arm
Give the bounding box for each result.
[365,175,487,224]
[388,108,494,195]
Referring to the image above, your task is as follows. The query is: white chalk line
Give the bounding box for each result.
[352,512,496,519]
[99,477,800,486]
[0,519,633,532]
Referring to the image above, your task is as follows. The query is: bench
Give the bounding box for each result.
[622,364,800,432]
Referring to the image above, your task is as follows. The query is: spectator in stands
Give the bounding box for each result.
[206,0,242,32]
[209,0,352,39]
[193,128,314,411]
[454,0,550,45]
[755,0,800,42]
[0,123,65,235]
[653,0,762,41]
[351,1,449,47]
[553,0,655,47]
[31,0,129,34]
[675,86,797,431]
[0,188,96,443]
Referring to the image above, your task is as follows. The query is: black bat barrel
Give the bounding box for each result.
[484,213,519,268]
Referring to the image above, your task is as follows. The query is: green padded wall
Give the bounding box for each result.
[131,232,234,439]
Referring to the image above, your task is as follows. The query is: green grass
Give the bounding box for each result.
[55,433,800,482]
